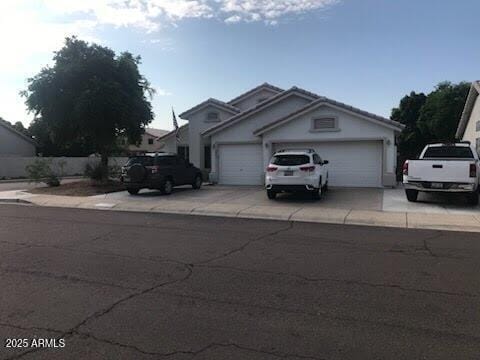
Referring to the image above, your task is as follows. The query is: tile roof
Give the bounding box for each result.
[227,83,284,105]
[179,98,240,119]
[0,118,36,144]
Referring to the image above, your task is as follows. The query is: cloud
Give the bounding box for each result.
[155,88,173,96]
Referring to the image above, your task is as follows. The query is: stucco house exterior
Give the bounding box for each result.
[0,119,36,156]
[119,128,169,155]
[456,81,480,152]
[159,83,404,187]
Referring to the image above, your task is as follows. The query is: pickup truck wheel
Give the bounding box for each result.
[267,190,277,200]
[160,179,173,195]
[127,188,140,195]
[405,189,418,202]
[192,175,202,189]
[467,192,479,206]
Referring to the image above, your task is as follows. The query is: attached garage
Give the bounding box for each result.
[218,143,264,185]
[273,141,383,187]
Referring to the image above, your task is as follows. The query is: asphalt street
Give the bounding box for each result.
[0,204,479,359]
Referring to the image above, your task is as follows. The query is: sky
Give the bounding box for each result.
[1,0,479,131]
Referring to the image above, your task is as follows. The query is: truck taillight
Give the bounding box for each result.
[300,166,315,172]
[470,163,476,178]
[266,166,278,172]
[402,161,408,175]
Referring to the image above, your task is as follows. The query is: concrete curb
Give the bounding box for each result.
[0,198,33,205]
[1,194,480,233]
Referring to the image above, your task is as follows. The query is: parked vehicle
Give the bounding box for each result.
[265,149,329,200]
[121,153,203,195]
[403,142,479,205]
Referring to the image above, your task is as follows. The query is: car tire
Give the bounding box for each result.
[192,175,202,189]
[467,192,479,206]
[267,190,277,200]
[322,182,329,193]
[405,189,418,202]
[160,179,174,195]
[311,187,321,200]
[127,188,140,195]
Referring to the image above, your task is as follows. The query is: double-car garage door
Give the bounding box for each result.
[217,141,383,187]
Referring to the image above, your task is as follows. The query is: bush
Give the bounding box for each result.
[85,162,109,182]
[25,158,65,187]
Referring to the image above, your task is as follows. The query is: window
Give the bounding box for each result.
[155,156,176,166]
[311,117,338,131]
[177,145,189,162]
[423,146,474,159]
[476,121,480,131]
[126,156,154,166]
[476,138,480,155]
[206,112,220,122]
[271,155,310,166]
[204,145,211,169]
[148,138,154,145]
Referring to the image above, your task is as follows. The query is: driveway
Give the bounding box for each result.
[1,205,480,359]
[95,185,384,211]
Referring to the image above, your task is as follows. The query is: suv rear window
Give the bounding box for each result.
[126,156,154,166]
[423,146,474,159]
[271,155,310,166]
[155,156,176,166]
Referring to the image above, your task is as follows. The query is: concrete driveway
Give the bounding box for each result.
[96,185,384,211]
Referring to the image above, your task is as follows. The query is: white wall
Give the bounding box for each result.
[187,106,236,169]
[231,88,279,111]
[0,126,35,156]
[0,157,128,179]
[462,95,480,149]
[161,126,190,153]
[209,95,312,179]
[261,105,398,186]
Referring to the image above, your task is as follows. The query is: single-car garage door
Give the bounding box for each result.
[218,143,264,185]
[274,141,383,187]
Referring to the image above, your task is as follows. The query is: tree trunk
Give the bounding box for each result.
[101,153,109,182]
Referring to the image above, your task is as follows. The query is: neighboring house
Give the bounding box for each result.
[159,83,405,187]
[119,128,169,155]
[456,81,480,152]
[0,119,36,156]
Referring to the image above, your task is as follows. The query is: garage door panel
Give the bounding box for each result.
[219,144,263,185]
[274,141,382,187]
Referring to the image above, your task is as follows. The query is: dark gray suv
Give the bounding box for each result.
[121,153,203,195]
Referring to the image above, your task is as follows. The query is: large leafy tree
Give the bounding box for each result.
[22,37,154,166]
[391,81,470,178]
[417,81,470,142]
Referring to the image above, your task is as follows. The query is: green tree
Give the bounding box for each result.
[22,37,154,175]
[391,91,427,165]
[417,81,470,142]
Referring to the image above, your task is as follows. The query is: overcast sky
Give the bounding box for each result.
[1,0,479,130]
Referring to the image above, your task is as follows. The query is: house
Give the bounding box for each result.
[0,119,36,156]
[456,81,480,151]
[159,83,405,187]
[119,128,169,155]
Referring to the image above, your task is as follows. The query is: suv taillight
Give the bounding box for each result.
[267,166,278,172]
[470,163,476,178]
[151,165,161,174]
[300,165,315,172]
[402,161,408,176]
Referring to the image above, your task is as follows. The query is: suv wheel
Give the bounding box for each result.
[161,179,173,195]
[311,187,321,200]
[192,175,202,190]
[267,190,277,200]
[127,188,140,195]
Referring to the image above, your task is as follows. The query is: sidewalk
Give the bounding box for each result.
[2,189,480,233]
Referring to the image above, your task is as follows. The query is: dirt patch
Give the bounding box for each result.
[30,180,125,196]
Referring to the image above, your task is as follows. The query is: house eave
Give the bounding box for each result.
[179,99,240,119]
[455,81,480,139]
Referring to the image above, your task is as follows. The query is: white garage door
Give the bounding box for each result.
[274,141,383,187]
[218,144,264,185]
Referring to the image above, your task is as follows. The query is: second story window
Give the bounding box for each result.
[206,112,220,122]
[148,138,154,145]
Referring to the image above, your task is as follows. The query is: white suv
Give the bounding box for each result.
[265,149,329,200]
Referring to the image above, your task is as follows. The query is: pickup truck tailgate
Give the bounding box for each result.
[407,160,473,182]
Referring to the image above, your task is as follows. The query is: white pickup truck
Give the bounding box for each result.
[403,142,479,205]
